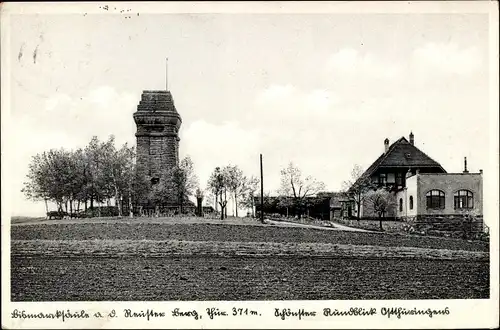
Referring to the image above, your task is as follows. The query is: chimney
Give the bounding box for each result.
[409,131,414,145]
[384,138,389,154]
[463,157,469,173]
[479,169,483,174]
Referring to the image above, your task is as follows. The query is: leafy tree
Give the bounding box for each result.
[151,156,198,214]
[240,175,259,217]
[22,135,150,219]
[223,165,247,217]
[122,146,150,217]
[278,162,325,218]
[84,136,106,211]
[171,156,198,213]
[342,164,374,221]
[204,191,215,209]
[207,167,227,220]
[22,152,53,214]
[254,191,274,219]
[71,148,90,213]
[277,195,294,217]
[98,137,138,217]
[22,148,84,215]
[365,188,397,230]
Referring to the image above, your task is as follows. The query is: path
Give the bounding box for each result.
[265,219,372,232]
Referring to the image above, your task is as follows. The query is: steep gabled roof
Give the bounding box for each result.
[352,137,446,187]
[378,137,445,169]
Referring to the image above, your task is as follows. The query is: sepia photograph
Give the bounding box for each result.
[1,1,498,329]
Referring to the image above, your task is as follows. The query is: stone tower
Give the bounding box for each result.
[133,90,182,185]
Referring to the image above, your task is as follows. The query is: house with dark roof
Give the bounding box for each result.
[346,132,484,232]
[353,132,446,191]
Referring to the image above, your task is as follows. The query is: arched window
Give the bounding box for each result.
[409,196,414,210]
[426,190,445,209]
[399,198,403,212]
[454,190,474,209]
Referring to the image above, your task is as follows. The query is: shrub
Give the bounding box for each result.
[476,232,490,242]
[46,211,68,219]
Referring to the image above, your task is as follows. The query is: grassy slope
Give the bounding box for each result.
[11,221,489,252]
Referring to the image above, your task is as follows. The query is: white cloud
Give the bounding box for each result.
[326,48,402,80]
[87,86,121,107]
[257,84,295,102]
[327,48,359,71]
[181,120,262,190]
[304,89,338,115]
[45,93,73,112]
[33,86,138,147]
[10,86,139,216]
[254,84,339,120]
[412,43,482,75]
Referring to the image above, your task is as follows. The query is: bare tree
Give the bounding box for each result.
[278,162,325,218]
[342,164,373,221]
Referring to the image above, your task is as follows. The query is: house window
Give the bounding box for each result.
[387,173,395,184]
[396,172,403,186]
[454,190,474,209]
[409,196,414,210]
[426,190,445,209]
[379,173,387,185]
[399,198,403,212]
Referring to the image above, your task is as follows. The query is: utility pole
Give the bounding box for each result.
[260,154,264,224]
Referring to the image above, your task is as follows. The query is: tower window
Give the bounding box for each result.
[151,177,159,185]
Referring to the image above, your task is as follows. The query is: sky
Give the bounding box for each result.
[2,4,496,217]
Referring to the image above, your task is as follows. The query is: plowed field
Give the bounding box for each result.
[10,218,490,301]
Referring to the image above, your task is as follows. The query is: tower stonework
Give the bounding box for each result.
[133,90,181,184]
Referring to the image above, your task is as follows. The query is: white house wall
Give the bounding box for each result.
[416,173,483,216]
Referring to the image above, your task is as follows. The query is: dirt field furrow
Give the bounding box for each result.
[11,256,489,301]
[11,240,489,261]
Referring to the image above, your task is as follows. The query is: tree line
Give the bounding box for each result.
[205,162,326,220]
[22,135,198,217]
[206,165,260,220]
[24,135,335,220]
